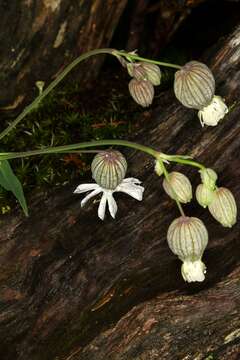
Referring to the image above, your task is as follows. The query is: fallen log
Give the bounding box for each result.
[0,0,127,110]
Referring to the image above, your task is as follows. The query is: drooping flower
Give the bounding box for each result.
[198,95,228,127]
[74,150,144,220]
[174,61,228,126]
[167,216,208,282]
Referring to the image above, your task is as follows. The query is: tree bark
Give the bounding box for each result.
[0,23,240,360]
[0,0,127,110]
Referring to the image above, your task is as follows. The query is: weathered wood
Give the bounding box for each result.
[126,0,207,55]
[0,23,240,360]
[0,0,127,110]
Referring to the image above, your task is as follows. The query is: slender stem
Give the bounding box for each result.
[114,50,182,70]
[0,47,181,141]
[160,160,185,217]
[0,48,115,140]
[0,140,159,161]
[169,157,205,170]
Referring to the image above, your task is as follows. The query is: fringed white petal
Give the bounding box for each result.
[74,183,100,194]
[198,95,228,127]
[98,193,107,220]
[115,177,144,201]
[181,260,206,282]
[106,192,118,219]
[80,188,102,207]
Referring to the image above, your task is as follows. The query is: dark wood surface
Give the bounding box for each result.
[0,0,127,110]
[0,22,240,360]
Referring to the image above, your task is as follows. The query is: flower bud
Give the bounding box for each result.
[208,187,237,227]
[129,79,154,107]
[163,171,192,203]
[174,61,215,109]
[127,62,161,86]
[167,216,208,282]
[199,168,217,190]
[91,150,127,190]
[154,160,164,176]
[198,95,228,127]
[141,62,161,86]
[196,184,214,208]
[127,63,147,81]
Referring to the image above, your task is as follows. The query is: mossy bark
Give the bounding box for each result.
[0,21,240,360]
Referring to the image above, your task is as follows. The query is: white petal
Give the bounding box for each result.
[115,178,144,201]
[81,188,102,207]
[121,177,142,185]
[106,192,118,219]
[197,95,228,126]
[74,183,100,194]
[98,193,107,220]
[181,260,206,283]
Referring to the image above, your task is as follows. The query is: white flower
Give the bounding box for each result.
[198,95,228,127]
[181,259,206,283]
[74,178,144,220]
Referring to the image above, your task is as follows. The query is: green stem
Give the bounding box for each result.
[114,50,182,70]
[0,48,181,141]
[0,48,115,140]
[169,157,205,170]
[0,140,159,161]
[160,159,185,217]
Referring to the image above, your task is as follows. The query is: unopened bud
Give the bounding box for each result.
[196,184,214,208]
[127,63,147,81]
[200,168,218,190]
[167,216,208,282]
[154,160,164,176]
[91,150,127,190]
[208,187,237,227]
[129,79,154,107]
[141,62,161,86]
[174,61,215,109]
[163,171,192,203]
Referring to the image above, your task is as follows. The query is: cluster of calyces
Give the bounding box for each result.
[196,168,237,228]
[127,62,161,107]
[157,162,237,282]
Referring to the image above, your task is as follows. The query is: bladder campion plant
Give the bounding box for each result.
[0,48,236,282]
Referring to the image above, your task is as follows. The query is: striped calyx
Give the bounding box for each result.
[127,62,161,86]
[129,78,154,107]
[196,184,214,208]
[167,216,208,261]
[163,171,192,203]
[167,216,208,282]
[200,168,218,190]
[174,61,215,110]
[91,150,127,190]
[141,62,161,86]
[208,187,237,228]
[127,63,147,81]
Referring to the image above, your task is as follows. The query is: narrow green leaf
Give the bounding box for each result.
[0,160,28,216]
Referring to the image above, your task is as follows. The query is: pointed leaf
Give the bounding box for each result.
[0,160,28,216]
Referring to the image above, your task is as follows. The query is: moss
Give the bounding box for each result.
[0,69,153,212]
